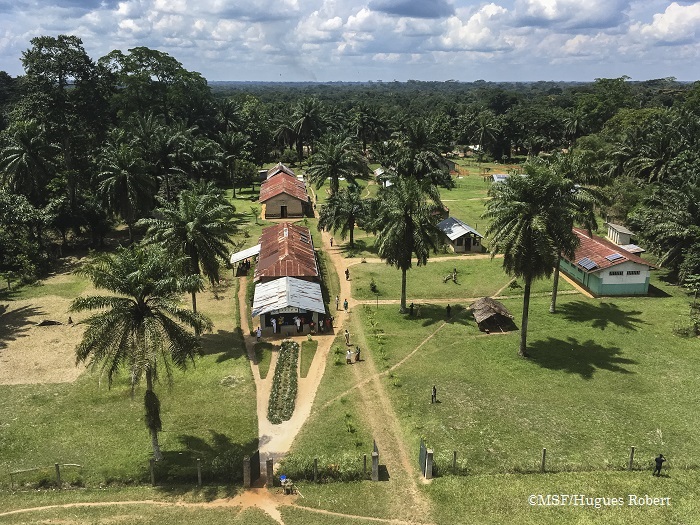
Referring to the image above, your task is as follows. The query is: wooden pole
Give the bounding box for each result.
[453,451,457,473]
[149,459,155,486]
[55,463,61,488]
[197,458,202,487]
[628,446,635,471]
[313,458,318,483]
[541,448,547,473]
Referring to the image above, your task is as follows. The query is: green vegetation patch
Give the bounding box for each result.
[267,339,300,424]
[254,342,275,379]
[300,339,318,378]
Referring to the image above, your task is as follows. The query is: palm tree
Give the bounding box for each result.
[98,141,156,243]
[541,154,605,313]
[70,245,212,460]
[292,97,324,162]
[306,134,367,195]
[374,177,443,312]
[318,185,366,247]
[0,120,58,206]
[484,167,573,357]
[139,182,236,313]
[473,110,500,162]
[217,130,252,197]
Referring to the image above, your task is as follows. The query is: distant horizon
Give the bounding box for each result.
[2,1,699,82]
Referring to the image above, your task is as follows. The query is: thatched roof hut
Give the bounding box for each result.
[469,297,516,332]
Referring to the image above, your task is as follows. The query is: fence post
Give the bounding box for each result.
[55,463,61,488]
[541,448,547,473]
[363,454,367,475]
[149,459,155,486]
[371,452,379,482]
[313,458,318,483]
[425,450,434,480]
[243,456,251,488]
[197,458,202,487]
[453,450,457,474]
[266,458,275,486]
[628,446,635,471]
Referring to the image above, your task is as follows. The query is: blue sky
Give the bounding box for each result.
[1,0,699,81]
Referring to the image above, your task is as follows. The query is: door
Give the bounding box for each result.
[281,205,288,218]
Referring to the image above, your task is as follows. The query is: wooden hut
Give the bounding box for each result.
[469,297,516,333]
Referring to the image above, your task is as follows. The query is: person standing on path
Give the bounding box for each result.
[653,454,666,476]
[295,316,302,333]
[343,298,348,311]
[271,317,277,334]
[346,349,353,364]
[330,237,334,247]
[344,329,350,345]
[345,268,350,280]
[256,326,262,342]
[336,295,340,311]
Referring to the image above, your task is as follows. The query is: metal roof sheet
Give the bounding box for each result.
[229,244,261,265]
[437,217,483,241]
[567,228,654,273]
[255,223,319,279]
[252,277,325,317]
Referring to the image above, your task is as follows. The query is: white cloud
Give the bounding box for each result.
[439,4,512,51]
[515,0,630,30]
[631,2,700,44]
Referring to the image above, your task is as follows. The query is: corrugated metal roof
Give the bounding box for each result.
[255,223,319,280]
[606,222,634,235]
[437,217,483,241]
[566,228,654,273]
[259,173,309,203]
[252,277,325,317]
[619,244,645,254]
[267,162,295,178]
[229,244,261,264]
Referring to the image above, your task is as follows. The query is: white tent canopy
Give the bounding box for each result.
[252,277,325,318]
[230,244,261,265]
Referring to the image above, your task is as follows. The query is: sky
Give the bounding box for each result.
[1,0,700,82]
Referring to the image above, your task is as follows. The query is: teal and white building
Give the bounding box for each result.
[559,228,654,296]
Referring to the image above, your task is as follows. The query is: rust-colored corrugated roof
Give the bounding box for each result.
[259,173,308,203]
[255,222,318,280]
[267,162,295,178]
[567,228,654,273]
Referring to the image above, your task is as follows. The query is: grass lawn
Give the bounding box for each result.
[358,273,700,477]
[254,342,274,379]
[351,258,573,301]
[300,340,318,378]
[0,279,258,490]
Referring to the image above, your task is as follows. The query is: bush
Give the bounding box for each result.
[267,340,299,424]
[280,453,368,482]
[211,448,245,482]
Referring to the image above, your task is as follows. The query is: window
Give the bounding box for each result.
[609,271,623,276]
[456,238,463,246]
[627,270,640,276]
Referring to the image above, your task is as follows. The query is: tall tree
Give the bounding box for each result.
[484,167,573,356]
[306,134,367,195]
[98,139,156,243]
[70,246,211,460]
[139,182,236,312]
[373,177,443,312]
[292,97,324,162]
[318,185,366,247]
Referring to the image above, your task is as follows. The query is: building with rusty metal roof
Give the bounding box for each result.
[254,222,319,282]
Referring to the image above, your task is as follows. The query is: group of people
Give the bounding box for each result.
[335,295,349,312]
[345,347,361,364]
[238,258,252,275]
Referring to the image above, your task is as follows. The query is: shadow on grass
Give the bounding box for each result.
[153,432,259,498]
[528,336,636,380]
[402,303,472,328]
[558,301,645,331]
[0,303,44,349]
[338,238,379,258]
[200,328,247,363]
[648,284,671,298]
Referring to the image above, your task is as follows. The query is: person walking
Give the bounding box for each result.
[344,329,350,345]
[346,349,353,364]
[355,346,361,362]
[446,304,452,319]
[256,326,262,342]
[431,385,437,404]
[336,295,340,311]
[653,454,666,476]
[330,237,334,247]
[271,317,277,334]
[295,316,302,333]
[343,298,348,311]
[345,268,350,280]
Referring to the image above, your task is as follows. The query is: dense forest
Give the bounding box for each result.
[2,34,700,289]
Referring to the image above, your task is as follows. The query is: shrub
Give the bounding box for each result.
[280,453,368,482]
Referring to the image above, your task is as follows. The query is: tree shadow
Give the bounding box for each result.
[528,336,636,380]
[153,431,259,496]
[404,303,472,328]
[558,301,645,331]
[0,303,45,349]
[199,328,247,363]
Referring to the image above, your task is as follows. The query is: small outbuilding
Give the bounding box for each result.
[469,297,516,333]
[252,277,325,333]
[437,217,483,253]
[259,173,310,219]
